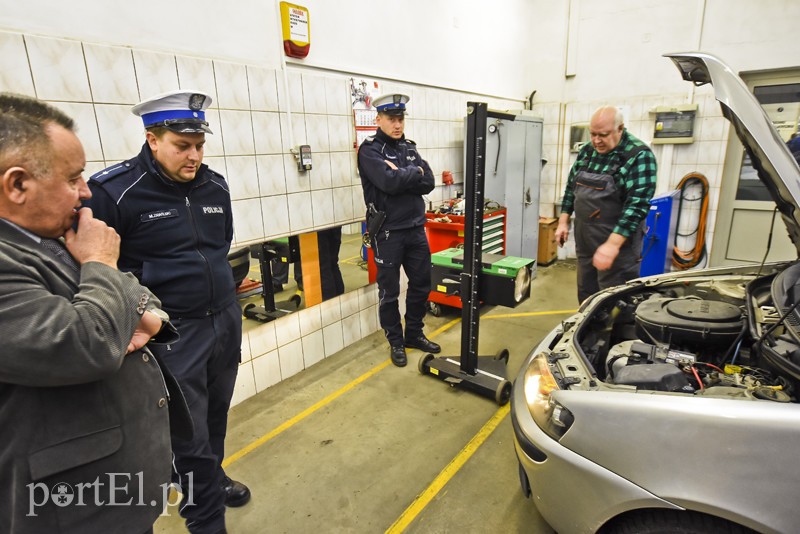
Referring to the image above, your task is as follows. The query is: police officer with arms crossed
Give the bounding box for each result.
[86,90,249,534]
[555,105,657,303]
[358,93,441,367]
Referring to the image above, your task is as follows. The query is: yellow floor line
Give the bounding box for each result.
[222,309,565,470]
[428,317,462,337]
[222,319,461,468]
[483,309,576,319]
[339,254,363,265]
[385,404,511,533]
[222,359,391,468]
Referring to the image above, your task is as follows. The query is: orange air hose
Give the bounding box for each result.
[672,172,709,270]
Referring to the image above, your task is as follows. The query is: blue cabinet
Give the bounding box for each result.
[640,191,680,277]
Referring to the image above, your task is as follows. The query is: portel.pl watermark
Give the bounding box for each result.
[27,472,194,517]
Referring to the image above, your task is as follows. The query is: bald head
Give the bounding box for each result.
[589,106,624,154]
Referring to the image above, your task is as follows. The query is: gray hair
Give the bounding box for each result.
[0,93,75,177]
[592,105,624,128]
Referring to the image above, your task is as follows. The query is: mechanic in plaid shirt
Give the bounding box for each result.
[555,105,657,302]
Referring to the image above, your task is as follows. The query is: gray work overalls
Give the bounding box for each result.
[573,149,645,302]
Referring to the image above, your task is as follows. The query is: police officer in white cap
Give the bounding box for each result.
[86,90,250,534]
[357,93,441,367]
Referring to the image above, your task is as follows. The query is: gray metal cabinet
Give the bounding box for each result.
[478,112,543,271]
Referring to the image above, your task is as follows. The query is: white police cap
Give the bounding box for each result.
[131,90,213,134]
[373,93,409,115]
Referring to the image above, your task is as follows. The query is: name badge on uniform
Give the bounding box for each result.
[202,206,225,215]
[140,209,179,223]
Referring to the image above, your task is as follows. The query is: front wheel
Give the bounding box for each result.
[603,510,754,534]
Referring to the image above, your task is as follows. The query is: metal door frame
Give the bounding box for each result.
[711,67,800,266]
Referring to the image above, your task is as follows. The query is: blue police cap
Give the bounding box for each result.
[373,93,409,116]
[131,90,213,134]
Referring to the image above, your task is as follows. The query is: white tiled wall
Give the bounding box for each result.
[0,29,527,407]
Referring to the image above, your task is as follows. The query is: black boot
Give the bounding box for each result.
[221,476,251,507]
[390,345,407,367]
[404,334,441,354]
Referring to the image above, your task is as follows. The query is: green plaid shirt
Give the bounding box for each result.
[561,130,657,237]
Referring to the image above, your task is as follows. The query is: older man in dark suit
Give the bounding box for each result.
[0,93,177,534]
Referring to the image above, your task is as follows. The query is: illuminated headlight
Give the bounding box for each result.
[523,353,574,439]
[513,265,531,303]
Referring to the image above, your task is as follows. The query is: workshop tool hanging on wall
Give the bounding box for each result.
[418,102,516,406]
[243,241,302,322]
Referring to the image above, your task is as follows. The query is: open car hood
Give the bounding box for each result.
[666,52,800,257]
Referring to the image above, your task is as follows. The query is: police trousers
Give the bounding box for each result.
[149,300,242,534]
[372,226,432,346]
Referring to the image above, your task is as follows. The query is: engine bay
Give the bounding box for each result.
[576,265,800,403]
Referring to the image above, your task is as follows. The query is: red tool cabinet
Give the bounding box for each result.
[365,208,507,315]
[424,208,507,314]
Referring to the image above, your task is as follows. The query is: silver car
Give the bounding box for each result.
[511,52,800,534]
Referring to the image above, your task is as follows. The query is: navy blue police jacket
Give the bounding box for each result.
[357,128,435,230]
[86,143,236,318]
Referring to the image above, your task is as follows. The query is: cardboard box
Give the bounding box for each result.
[538,217,558,266]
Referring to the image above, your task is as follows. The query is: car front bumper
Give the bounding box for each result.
[510,351,681,533]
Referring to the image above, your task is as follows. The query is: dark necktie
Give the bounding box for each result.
[40,238,80,272]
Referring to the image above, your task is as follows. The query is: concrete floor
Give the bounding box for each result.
[155,259,580,533]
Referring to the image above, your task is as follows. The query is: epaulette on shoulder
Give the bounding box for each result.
[363,135,375,143]
[89,161,133,184]
[406,138,417,145]
[205,167,225,179]
[204,167,229,190]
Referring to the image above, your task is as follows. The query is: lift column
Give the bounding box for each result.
[419,102,513,405]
